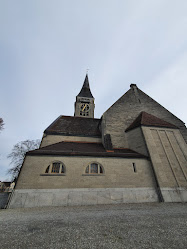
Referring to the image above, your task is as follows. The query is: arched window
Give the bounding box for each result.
[44,161,66,175]
[85,163,104,175]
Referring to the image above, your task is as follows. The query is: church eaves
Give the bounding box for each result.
[77,74,94,98]
[27,141,147,158]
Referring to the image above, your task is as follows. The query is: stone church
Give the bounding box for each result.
[9,75,187,208]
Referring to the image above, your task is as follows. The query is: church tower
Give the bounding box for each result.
[74,74,95,118]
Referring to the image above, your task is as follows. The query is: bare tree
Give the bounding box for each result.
[0,118,4,132]
[7,139,41,181]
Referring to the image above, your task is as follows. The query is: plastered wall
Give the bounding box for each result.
[126,127,148,156]
[16,156,156,190]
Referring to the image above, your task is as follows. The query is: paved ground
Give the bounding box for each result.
[0,203,187,249]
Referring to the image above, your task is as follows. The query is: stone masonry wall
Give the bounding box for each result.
[102,86,187,148]
[9,187,159,208]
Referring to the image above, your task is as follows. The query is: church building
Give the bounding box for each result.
[9,75,187,208]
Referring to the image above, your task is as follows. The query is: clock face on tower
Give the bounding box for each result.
[80,103,90,116]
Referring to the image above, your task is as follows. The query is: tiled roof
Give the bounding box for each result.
[45,116,101,137]
[125,111,178,132]
[77,74,94,98]
[28,141,147,158]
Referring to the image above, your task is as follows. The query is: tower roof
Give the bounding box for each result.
[77,74,94,98]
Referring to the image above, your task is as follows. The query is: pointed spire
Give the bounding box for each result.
[77,74,94,98]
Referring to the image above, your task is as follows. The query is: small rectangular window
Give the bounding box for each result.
[132,163,137,173]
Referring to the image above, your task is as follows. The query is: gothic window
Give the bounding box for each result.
[44,162,66,174]
[85,163,104,175]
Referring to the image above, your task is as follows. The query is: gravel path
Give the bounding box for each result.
[0,203,187,249]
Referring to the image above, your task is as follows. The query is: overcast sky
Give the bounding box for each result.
[1,0,187,181]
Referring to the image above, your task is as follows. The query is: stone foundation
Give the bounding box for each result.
[8,188,159,208]
[161,188,187,202]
